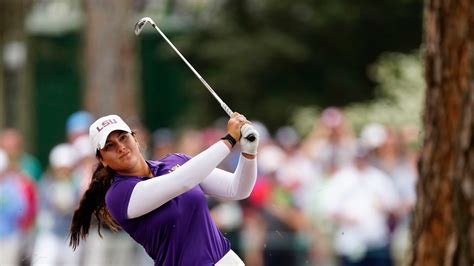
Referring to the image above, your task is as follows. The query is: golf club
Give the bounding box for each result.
[135,16,255,142]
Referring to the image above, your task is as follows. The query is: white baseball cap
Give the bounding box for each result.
[49,143,77,168]
[89,114,132,150]
[360,122,387,149]
[73,135,95,159]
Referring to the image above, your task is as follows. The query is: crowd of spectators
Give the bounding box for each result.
[0,107,419,266]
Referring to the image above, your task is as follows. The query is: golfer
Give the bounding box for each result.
[69,113,258,265]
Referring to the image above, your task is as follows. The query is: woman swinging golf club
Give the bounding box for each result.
[69,112,259,265]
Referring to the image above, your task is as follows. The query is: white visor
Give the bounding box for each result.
[89,114,132,150]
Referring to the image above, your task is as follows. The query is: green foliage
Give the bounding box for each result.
[175,0,422,131]
[345,50,424,132]
[291,51,425,137]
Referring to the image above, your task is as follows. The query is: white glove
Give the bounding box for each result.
[240,124,260,155]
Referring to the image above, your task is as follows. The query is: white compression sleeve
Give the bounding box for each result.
[127,141,230,219]
[199,155,257,200]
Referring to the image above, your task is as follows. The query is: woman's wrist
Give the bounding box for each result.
[221,134,237,148]
[241,153,256,159]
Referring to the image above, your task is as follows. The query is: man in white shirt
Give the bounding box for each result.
[322,145,400,266]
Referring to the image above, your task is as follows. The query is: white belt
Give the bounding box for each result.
[215,250,245,266]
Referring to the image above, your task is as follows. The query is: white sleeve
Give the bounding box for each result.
[199,155,257,200]
[127,141,230,219]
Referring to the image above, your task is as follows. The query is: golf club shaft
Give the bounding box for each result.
[147,20,233,117]
[138,17,255,142]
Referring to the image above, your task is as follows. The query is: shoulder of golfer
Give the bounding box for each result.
[123,113,259,219]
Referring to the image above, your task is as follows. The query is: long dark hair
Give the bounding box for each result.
[69,159,121,250]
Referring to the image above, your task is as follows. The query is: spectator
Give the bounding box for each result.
[275,126,320,207]
[0,149,28,265]
[361,124,418,266]
[365,125,417,212]
[66,111,97,194]
[66,111,95,144]
[71,135,96,195]
[0,129,39,265]
[303,107,356,177]
[239,122,277,266]
[0,128,42,182]
[175,128,204,156]
[151,128,176,160]
[32,143,82,266]
[322,144,401,266]
[260,170,310,266]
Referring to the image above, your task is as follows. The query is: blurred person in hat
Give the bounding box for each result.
[360,123,419,266]
[65,111,96,193]
[321,142,401,266]
[69,112,260,265]
[302,107,356,176]
[66,111,95,143]
[32,143,82,266]
[71,135,96,195]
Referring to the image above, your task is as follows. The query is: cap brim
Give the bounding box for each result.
[95,126,131,150]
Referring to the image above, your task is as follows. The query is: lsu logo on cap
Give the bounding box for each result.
[96,119,118,132]
[89,114,131,150]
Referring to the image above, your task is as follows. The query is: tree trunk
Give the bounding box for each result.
[412,0,474,265]
[0,0,33,143]
[83,0,139,118]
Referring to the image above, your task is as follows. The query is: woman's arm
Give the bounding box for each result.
[127,141,230,218]
[199,154,257,200]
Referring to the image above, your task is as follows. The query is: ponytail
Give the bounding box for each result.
[69,162,120,250]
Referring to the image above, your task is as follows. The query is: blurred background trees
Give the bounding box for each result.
[83,0,139,117]
[0,0,423,170]
[174,0,422,131]
[0,0,32,143]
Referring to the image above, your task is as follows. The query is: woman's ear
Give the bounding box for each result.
[132,133,141,147]
[98,156,107,168]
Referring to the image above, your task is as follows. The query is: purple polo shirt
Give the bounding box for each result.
[105,153,230,266]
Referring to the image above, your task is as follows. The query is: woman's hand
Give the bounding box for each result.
[240,124,259,156]
[227,112,249,141]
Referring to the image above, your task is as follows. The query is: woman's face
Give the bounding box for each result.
[99,131,143,174]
